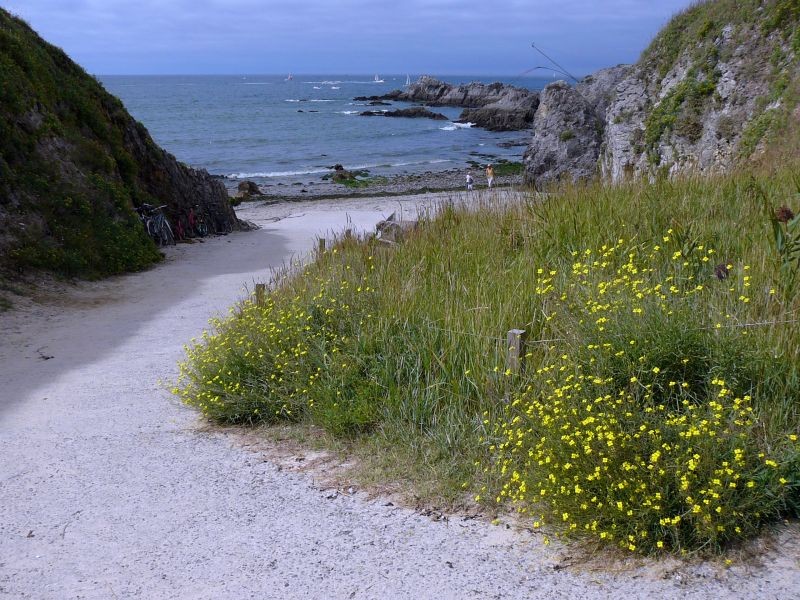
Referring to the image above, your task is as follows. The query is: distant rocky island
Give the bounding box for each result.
[355,77,539,131]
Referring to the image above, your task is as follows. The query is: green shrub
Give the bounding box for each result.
[560,130,576,142]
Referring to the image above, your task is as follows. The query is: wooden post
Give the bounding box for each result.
[318,238,326,254]
[506,329,526,374]
[255,283,266,307]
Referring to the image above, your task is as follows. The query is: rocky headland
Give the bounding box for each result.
[356,76,540,131]
[0,8,242,279]
[521,0,800,188]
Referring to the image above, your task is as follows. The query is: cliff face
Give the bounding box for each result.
[0,9,240,278]
[523,66,630,187]
[524,0,800,187]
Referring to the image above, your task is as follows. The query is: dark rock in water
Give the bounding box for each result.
[354,92,402,101]
[457,86,539,131]
[237,180,262,198]
[497,139,529,148]
[297,109,304,112]
[360,107,448,120]
[368,100,392,106]
[361,75,539,131]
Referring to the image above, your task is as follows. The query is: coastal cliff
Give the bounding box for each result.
[523,0,800,187]
[0,9,241,278]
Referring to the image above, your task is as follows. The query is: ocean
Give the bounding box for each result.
[100,75,548,188]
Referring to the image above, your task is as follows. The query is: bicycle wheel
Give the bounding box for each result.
[160,221,175,246]
[146,218,159,243]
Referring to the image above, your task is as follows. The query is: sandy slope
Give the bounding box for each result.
[1,191,798,599]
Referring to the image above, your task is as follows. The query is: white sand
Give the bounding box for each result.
[1,191,799,599]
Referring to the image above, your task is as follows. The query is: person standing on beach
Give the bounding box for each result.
[486,164,495,189]
[466,170,474,191]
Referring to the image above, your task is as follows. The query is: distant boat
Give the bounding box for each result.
[331,86,340,90]
[405,74,411,86]
[374,74,384,83]
[285,74,293,81]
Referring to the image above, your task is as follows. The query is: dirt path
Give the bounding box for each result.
[1,192,798,599]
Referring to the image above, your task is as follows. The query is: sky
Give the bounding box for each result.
[3,1,697,76]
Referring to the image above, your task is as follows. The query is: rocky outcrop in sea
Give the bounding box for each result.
[356,76,540,131]
[359,107,448,120]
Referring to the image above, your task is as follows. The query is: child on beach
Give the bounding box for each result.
[466,170,474,191]
[486,164,495,189]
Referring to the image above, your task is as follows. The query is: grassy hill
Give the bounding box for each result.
[0,9,238,282]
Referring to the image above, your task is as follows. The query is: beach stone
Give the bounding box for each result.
[237,180,262,198]
[376,218,417,242]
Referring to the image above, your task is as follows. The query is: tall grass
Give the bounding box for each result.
[177,167,800,553]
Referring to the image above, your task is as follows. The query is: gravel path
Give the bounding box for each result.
[2,192,799,599]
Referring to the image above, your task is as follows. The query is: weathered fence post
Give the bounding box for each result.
[255,283,266,307]
[318,238,326,254]
[506,329,526,375]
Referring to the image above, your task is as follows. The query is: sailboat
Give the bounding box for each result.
[405,74,411,86]
[374,74,385,83]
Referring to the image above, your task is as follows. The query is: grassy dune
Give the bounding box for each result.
[177,167,800,554]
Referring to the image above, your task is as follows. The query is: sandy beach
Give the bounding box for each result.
[2,191,799,599]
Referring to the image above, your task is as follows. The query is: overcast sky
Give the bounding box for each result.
[4,1,696,76]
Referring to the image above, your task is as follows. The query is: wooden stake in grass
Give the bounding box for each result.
[318,238,326,254]
[255,283,266,307]
[506,329,526,374]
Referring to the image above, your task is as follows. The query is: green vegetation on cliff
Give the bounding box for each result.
[0,9,237,281]
[639,0,800,162]
[0,9,161,277]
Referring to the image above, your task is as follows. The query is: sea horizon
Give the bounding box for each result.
[100,74,551,189]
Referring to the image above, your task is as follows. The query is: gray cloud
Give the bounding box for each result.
[4,0,695,74]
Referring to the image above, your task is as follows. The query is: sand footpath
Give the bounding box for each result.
[1,191,799,599]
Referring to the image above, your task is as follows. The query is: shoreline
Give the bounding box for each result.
[222,165,527,203]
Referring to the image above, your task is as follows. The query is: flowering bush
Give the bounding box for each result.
[485,235,800,553]
[175,246,381,435]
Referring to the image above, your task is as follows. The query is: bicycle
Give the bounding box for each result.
[189,205,209,238]
[136,204,175,247]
